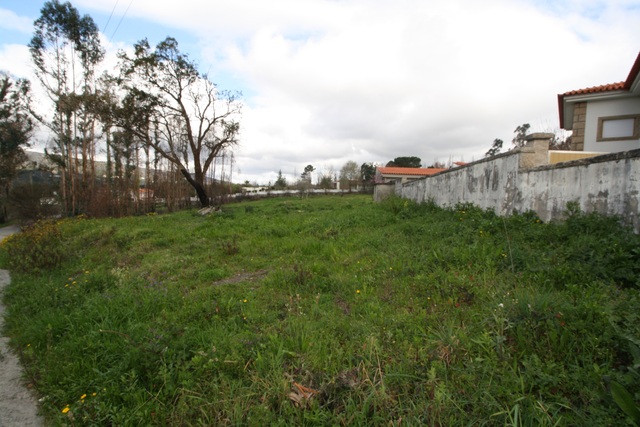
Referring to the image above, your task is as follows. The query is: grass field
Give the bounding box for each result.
[1,194,639,426]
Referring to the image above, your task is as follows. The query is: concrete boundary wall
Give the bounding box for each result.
[375,133,640,232]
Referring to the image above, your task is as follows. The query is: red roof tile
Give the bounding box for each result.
[560,81,625,97]
[377,167,446,176]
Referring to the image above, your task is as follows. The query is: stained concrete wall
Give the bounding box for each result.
[373,183,395,202]
[381,133,640,232]
[518,150,640,231]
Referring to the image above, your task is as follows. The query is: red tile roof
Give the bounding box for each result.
[560,81,625,97]
[377,167,446,176]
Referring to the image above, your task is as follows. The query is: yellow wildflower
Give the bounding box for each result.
[62,406,70,414]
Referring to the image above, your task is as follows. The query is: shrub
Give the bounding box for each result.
[8,182,60,221]
[0,220,65,273]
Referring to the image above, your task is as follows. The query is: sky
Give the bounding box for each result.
[1,0,639,185]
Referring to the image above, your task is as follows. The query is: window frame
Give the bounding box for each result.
[596,114,640,142]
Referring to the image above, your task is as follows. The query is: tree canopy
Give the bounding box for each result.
[301,164,315,182]
[339,160,359,191]
[0,74,34,222]
[29,0,105,215]
[485,138,503,157]
[386,156,421,168]
[274,170,287,189]
[21,1,244,217]
[360,162,377,192]
[118,37,242,207]
[512,123,531,148]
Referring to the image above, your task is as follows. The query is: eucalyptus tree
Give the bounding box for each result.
[512,123,531,148]
[29,0,104,214]
[118,37,242,207]
[0,74,34,222]
[485,138,503,157]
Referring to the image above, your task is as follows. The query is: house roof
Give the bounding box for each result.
[377,167,446,176]
[558,52,640,129]
[560,82,626,97]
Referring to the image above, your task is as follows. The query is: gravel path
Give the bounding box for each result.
[0,225,44,427]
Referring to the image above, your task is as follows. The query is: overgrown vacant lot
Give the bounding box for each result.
[1,195,639,426]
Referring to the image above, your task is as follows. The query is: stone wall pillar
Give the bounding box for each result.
[570,102,586,151]
[519,133,552,169]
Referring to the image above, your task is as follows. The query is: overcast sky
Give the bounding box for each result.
[1,0,639,184]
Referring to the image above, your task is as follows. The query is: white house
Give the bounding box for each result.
[558,52,640,153]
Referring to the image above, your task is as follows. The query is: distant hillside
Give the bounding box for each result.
[25,151,122,177]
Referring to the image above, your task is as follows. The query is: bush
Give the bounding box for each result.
[8,182,60,221]
[0,219,65,273]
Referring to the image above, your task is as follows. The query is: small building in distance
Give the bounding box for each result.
[375,166,446,184]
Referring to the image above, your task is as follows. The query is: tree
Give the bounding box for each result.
[339,160,360,191]
[274,170,287,189]
[360,162,376,192]
[485,138,503,157]
[386,156,421,168]
[301,164,315,182]
[118,37,242,207]
[318,174,334,190]
[316,165,335,190]
[92,76,144,217]
[486,123,535,158]
[428,161,447,168]
[29,0,105,215]
[296,164,315,195]
[550,130,572,150]
[0,75,34,223]
[512,123,531,148]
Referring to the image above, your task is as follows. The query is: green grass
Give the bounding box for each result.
[1,195,639,426]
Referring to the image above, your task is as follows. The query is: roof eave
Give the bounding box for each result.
[623,52,640,92]
[559,90,633,130]
[558,93,568,129]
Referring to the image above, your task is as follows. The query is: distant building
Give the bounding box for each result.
[375,166,446,184]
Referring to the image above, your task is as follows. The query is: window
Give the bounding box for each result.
[597,114,640,142]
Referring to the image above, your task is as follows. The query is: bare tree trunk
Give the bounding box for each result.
[180,168,209,207]
[144,144,151,213]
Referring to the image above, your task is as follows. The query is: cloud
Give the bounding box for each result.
[0,8,33,33]
[13,0,640,183]
[220,0,640,181]
[0,44,33,79]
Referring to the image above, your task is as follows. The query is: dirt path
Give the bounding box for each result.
[0,225,43,427]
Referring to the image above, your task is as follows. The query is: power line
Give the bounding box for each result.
[102,0,120,35]
[110,0,135,42]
